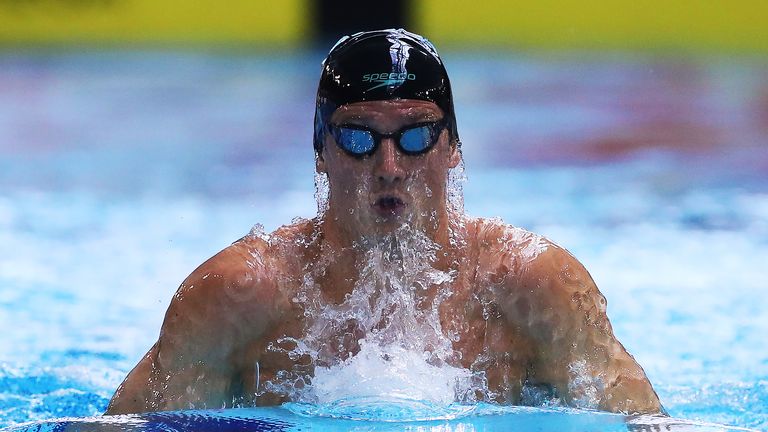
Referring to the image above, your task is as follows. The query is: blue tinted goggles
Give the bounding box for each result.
[328,119,448,157]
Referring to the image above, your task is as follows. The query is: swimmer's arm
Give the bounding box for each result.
[105,342,160,414]
[106,240,275,414]
[505,243,663,414]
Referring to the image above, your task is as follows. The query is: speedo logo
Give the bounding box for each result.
[362,72,416,91]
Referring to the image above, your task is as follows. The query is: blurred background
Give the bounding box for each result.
[1,0,767,51]
[1,0,767,430]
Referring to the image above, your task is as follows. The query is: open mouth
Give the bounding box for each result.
[373,196,406,216]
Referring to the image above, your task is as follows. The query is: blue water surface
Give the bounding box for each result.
[0,50,767,430]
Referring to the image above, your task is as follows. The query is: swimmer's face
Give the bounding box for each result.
[318,99,461,237]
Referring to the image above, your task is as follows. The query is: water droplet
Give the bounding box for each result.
[248,223,268,241]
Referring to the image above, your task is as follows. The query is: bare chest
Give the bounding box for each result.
[237,275,535,405]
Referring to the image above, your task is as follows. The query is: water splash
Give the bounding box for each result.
[447,158,467,215]
[285,396,478,422]
[314,169,329,216]
[262,223,489,406]
[311,341,469,404]
[247,223,270,242]
[568,359,604,410]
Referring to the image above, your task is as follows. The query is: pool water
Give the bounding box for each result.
[0,50,767,430]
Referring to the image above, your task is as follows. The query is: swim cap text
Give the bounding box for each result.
[362,73,416,82]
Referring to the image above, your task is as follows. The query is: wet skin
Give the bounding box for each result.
[106,100,663,415]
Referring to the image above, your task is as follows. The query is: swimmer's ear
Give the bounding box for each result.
[448,139,461,169]
[315,131,330,173]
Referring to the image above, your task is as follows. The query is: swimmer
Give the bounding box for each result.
[106,29,664,415]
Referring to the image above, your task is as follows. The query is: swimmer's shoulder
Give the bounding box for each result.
[162,221,314,335]
[471,217,607,332]
[169,217,317,314]
[470,217,594,291]
[471,217,555,270]
[153,221,319,366]
[179,233,275,302]
[182,217,317,294]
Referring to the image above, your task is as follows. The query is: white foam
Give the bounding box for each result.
[312,340,472,404]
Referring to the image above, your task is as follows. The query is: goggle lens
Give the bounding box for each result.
[330,120,446,157]
[400,124,437,153]
[337,128,376,154]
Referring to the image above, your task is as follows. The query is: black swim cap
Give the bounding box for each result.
[313,28,459,154]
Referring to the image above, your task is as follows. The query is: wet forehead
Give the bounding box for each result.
[330,99,444,126]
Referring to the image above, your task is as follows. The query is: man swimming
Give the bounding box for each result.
[106,29,663,415]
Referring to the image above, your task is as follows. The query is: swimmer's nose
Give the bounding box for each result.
[373,138,406,184]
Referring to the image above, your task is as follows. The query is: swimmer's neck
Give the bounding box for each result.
[312,208,462,303]
[319,206,455,255]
